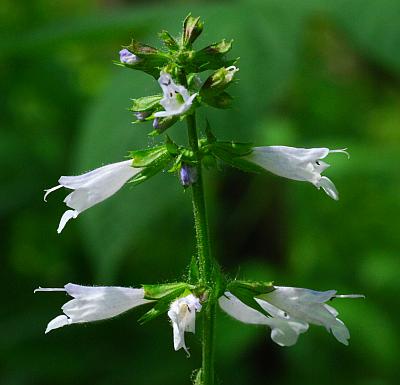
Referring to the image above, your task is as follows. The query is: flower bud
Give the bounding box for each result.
[119,49,140,65]
[134,111,151,121]
[201,66,239,95]
[180,164,197,187]
[123,40,169,78]
[182,14,204,46]
[152,115,179,134]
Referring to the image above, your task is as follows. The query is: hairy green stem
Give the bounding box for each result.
[187,112,216,385]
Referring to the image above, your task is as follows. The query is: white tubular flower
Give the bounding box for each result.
[44,160,141,233]
[219,292,308,347]
[154,72,197,118]
[219,288,363,346]
[256,286,363,345]
[168,294,202,355]
[34,284,154,334]
[245,146,349,200]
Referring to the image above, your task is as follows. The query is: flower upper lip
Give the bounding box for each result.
[154,72,198,118]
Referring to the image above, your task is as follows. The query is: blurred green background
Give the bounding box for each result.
[1,0,399,384]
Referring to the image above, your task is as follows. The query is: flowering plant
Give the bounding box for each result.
[37,14,363,385]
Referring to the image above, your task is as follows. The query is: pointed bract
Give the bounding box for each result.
[35,284,154,333]
[44,160,141,233]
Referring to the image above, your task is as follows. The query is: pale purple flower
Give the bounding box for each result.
[180,164,197,187]
[119,49,139,65]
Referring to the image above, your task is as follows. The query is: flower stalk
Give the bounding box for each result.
[186,110,216,384]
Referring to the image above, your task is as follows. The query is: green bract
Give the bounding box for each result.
[226,280,275,318]
[139,282,194,324]
[182,14,204,47]
[130,94,162,113]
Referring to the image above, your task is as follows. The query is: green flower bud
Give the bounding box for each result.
[182,14,204,46]
[201,66,239,95]
[152,115,179,134]
[124,40,169,78]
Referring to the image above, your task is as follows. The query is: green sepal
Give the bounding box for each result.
[228,280,275,295]
[211,141,253,157]
[159,30,179,51]
[182,14,204,47]
[128,158,169,187]
[151,115,179,134]
[130,94,162,112]
[165,135,179,155]
[138,282,193,325]
[143,282,191,300]
[138,290,184,324]
[167,153,183,173]
[129,145,168,167]
[201,91,234,109]
[191,39,235,72]
[226,280,275,318]
[204,119,216,143]
[201,67,238,96]
[210,142,266,173]
[123,40,169,78]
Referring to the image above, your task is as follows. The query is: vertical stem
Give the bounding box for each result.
[186,112,216,385]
